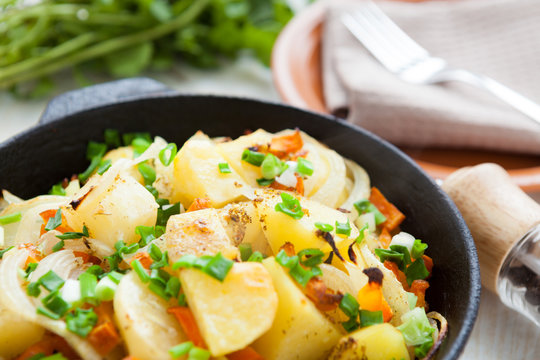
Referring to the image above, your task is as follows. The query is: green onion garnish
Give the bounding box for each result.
[132,137,152,158]
[172,254,199,270]
[360,310,383,328]
[44,209,62,232]
[238,243,253,262]
[275,249,320,287]
[123,132,152,147]
[355,223,369,244]
[165,276,181,299]
[247,251,264,262]
[52,240,64,252]
[159,143,178,166]
[339,293,360,318]
[296,157,314,176]
[261,154,283,179]
[374,248,404,268]
[148,282,170,300]
[275,192,304,220]
[314,222,333,232]
[335,219,351,236]
[131,259,150,283]
[55,225,89,240]
[169,341,194,358]
[79,272,97,304]
[41,290,69,318]
[78,156,102,183]
[405,257,430,286]
[138,162,156,186]
[203,253,234,282]
[37,306,62,320]
[156,202,181,227]
[95,276,118,302]
[256,178,274,186]
[66,308,98,337]
[39,270,65,292]
[0,246,14,259]
[298,248,325,267]
[27,281,41,297]
[354,200,387,225]
[188,347,211,360]
[97,159,112,175]
[218,162,232,174]
[86,141,107,160]
[241,149,265,166]
[411,239,428,260]
[341,316,360,333]
[104,129,121,148]
[49,183,66,196]
[0,212,22,225]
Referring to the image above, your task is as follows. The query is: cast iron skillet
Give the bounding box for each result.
[0,78,480,360]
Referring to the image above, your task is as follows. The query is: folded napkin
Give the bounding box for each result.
[323,0,540,154]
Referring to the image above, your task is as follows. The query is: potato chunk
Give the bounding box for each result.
[255,190,359,255]
[165,208,239,263]
[63,170,158,247]
[329,323,410,360]
[252,258,343,360]
[114,272,188,360]
[171,132,249,208]
[179,262,277,357]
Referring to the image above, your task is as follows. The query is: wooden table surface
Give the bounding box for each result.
[1,57,539,359]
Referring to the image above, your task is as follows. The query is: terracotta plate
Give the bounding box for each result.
[271,2,540,193]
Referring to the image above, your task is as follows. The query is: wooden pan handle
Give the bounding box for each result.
[441,163,540,293]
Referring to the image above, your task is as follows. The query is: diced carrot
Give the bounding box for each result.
[279,242,296,257]
[227,346,265,360]
[383,260,408,290]
[379,227,392,249]
[18,243,43,267]
[122,357,141,360]
[357,283,393,323]
[39,208,74,236]
[73,251,102,265]
[423,255,433,277]
[133,252,153,269]
[187,197,212,212]
[269,130,303,158]
[17,334,78,360]
[304,277,342,312]
[88,301,120,355]
[168,306,206,348]
[369,187,405,231]
[295,175,304,196]
[409,280,430,309]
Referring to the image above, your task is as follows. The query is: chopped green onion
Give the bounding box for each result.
[52,240,64,252]
[44,209,62,231]
[169,341,194,358]
[55,226,89,240]
[149,250,169,270]
[339,293,360,318]
[104,129,121,148]
[411,239,428,260]
[37,306,62,320]
[42,353,68,360]
[275,250,299,269]
[354,200,387,225]
[405,257,430,286]
[335,219,351,236]
[97,159,112,175]
[396,307,434,358]
[79,272,97,304]
[66,308,98,337]
[390,245,412,267]
[188,346,211,360]
[288,262,317,287]
[314,222,333,232]
[0,212,22,225]
[256,178,274,186]
[159,143,178,166]
[107,271,124,285]
[203,253,234,282]
[148,282,170,300]
[341,316,360,333]
[172,254,199,270]
[238,243,253,262]
[374,248,404,268]
[275,192,304,220]
[86,141,107,160]
[79,156,102,183]
[177,293,187,307]
[131,259,150,283]
[132,137,152,158]
[123,132,152,147]
[149,243,163,262]
[24,262,39,278]
[261,154,284,179]
[156,202,181,227]
[85,265,105,277]
[95,276,118,302]
[150,268,170,287]
[39,270,65,292]
[27,281,41,297]
[218,162,232,174]
[360,310,383,327]
[145,185,159,198]
[296,157,314,176]
[165,276,181,299]
[0,246,14,259]
[138,162,156,186]
[49,183,66,196]
[241,149,265,166]
[247,251,264,262]
[41,290,69,318]
[298,248,325,267]
[355,223,369,244]
[136,225,162,247]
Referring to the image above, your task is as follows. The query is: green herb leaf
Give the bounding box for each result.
[335,219,351,237]
[411,239,428,260]
[405,257,430,286]
[360,310,383,327]
[275,192,304,220]
[52,240,64,252]
[39,270,65,292]
[138,162,156,186]
[159,143,178,166]
[354,200,387,225]
[339,293,360,318]
[66,308,98,337]
[203,252,234,282]
[44,209,62,232]
[297,248,325,267]
[49,183,66,196]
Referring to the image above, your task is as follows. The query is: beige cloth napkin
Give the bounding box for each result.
[323,0,540,154]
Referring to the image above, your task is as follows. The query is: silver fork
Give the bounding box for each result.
[342,1,540,126]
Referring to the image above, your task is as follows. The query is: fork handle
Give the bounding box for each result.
[435,69,540,126]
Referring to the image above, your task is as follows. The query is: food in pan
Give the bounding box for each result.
[0,129,447,360]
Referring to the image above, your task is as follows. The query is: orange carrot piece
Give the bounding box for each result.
[383,260,409,290]
[379,227,392,249]
[133,252,153,269]
[227,347,265,360]
[295,175,304,196]
[423,255,433,277]
[18,243,43,267]
[187,197,212,212]
[73,251,102,265]
[39,208,74,236]
[88,302,120,356]
[269,130,303,158]
[357,282,393,322]
[168,306,206,348]
[122,357,142,360]
[369,187,405,231]
[409,279,430,309]
[17,334,78,360]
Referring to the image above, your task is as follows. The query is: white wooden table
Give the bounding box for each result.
[1,57,539,359]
